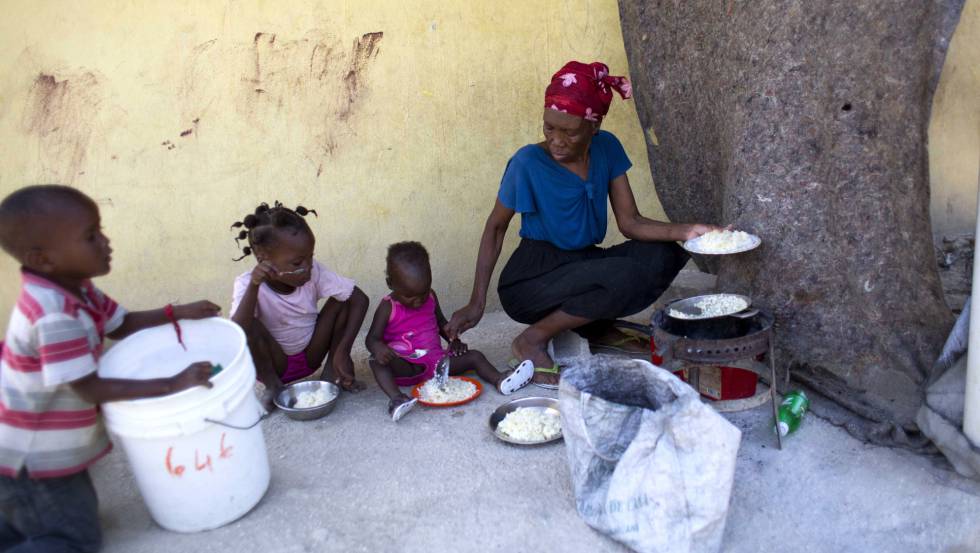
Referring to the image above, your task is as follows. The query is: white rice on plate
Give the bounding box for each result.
[669,294,749,319]
[690,230,755,253]
[497,407,561,442]
[294,388,333,408]
[419,377,477,403]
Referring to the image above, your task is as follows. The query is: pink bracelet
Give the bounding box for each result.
[164,304,187,350]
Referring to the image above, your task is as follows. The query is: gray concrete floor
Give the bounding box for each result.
[93,270,980,553]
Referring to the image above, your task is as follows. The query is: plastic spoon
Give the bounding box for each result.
[435,356,450,389]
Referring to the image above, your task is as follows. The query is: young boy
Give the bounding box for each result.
[0,185,219,552]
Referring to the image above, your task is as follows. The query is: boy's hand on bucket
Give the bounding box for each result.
[171,362,216,392]
[174,301,221,320]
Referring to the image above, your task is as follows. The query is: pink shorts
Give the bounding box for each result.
[281,352,315,384]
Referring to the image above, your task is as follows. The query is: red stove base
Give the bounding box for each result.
[672,366,758,401]
[639,305,783,449]
[651,337,759,401]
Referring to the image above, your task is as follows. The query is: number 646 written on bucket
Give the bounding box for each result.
[165,432,234,477]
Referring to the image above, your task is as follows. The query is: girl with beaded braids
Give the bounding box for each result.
[229,202,369,406]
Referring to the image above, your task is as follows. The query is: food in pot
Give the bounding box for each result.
[670,294,749,319]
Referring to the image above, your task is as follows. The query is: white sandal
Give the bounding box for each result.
[389,397,417,422]
[498,360,534,395]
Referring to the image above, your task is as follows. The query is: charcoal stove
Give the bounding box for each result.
[620,306,787,449]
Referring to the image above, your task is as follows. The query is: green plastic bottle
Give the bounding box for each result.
[774,390,809,437]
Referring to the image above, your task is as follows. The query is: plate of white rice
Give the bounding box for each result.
[683,230,761,255]
[489,397,562,445]
[294,387,334,408]
[668,293,752,320]
[412,376,482,407]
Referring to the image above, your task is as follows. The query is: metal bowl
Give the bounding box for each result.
[274,380,340,421]
[488,396,563,446]
[666,293,753,320]
[682,232,761,255]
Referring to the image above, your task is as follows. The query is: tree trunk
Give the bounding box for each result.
[619,0,965,440]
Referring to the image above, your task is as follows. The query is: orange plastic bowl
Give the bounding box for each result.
[411,376,483,407]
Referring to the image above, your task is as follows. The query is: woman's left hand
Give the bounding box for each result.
[679,223,727,241]
[174,300,221,320]
[448,338,468,357]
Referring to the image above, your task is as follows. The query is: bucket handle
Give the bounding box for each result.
[204,411,269,431]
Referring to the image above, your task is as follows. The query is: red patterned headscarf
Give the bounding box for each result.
[544,61,632,123]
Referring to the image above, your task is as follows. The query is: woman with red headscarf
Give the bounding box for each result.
[446,61,721,387]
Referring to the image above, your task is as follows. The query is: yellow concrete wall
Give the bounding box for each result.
[0,0,661,324]
[930,0,980,239]
[0,0,976,332]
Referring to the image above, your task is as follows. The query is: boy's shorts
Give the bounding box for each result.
[0,469,102,552]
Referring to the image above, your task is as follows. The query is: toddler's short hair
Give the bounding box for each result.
[386,241,429,272]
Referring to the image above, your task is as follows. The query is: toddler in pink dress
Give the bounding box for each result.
[366,242,533,421]
[381,292,446,386]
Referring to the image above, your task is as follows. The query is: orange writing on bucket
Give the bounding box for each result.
[164,433,234,478]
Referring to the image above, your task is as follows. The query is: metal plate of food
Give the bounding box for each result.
[667,293,753,320]
[411,376,483,407]
[683,230,761,255]
[488,397,562,446]
[274,380,341,421]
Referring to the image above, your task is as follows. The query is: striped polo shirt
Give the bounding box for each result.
[0,271,127,478]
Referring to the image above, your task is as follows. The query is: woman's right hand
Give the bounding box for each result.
[446,303,484,340]
[679,223,725,241]
[250,261,277,286]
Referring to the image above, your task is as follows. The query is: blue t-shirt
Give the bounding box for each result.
[497,130,632,251]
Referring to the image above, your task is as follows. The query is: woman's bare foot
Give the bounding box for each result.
[512,330,558,386]
[588,326,648,353]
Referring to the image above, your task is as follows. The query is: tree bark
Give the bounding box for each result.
[619,0,965,438]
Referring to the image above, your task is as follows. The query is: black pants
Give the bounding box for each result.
[0,469,101,553]
[498,239,688,327]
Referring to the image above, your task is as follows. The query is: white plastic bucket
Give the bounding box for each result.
[98,317,270,533]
